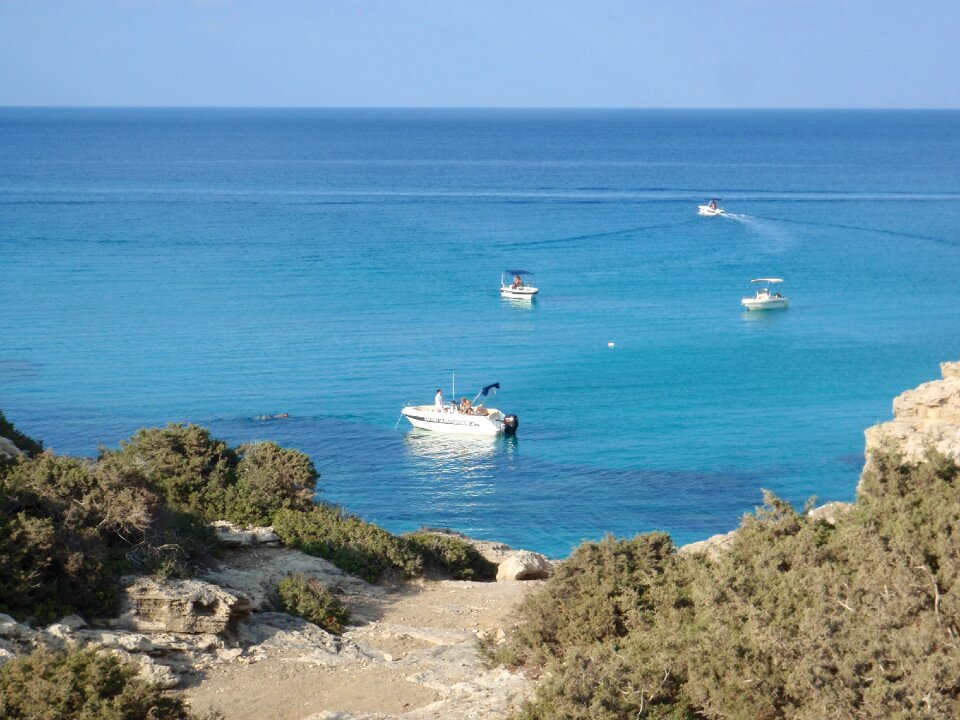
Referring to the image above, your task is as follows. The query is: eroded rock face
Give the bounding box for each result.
[209,521,281,548]
[119,578,250,635]
[862,362,960,488]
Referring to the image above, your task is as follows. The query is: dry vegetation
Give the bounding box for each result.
[496,450,960,719]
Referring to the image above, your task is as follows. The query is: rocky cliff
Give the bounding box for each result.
[861,361,960,492]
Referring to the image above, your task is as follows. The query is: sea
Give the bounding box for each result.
[2,108,959,558]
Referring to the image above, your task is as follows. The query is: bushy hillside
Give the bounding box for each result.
[498,450,960,719]
[0,417,493,625]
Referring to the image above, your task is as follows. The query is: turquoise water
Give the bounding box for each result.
[2,108,960,557]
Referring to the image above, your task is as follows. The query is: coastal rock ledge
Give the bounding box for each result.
[862,361,960,484]
[680,363,960,560]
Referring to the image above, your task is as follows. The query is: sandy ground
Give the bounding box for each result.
[183,548,536,720]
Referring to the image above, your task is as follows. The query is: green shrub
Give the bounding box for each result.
[102,423,236,519]
[276,572,350,634]
[0,646,213,719]
[273,513,502,584]
[403,532,497,581]
[0,410,43,457]
[273,506,422,583]
[0,448,219,624]
[227,441,319,526]
[503,450,960,720]
[0,454,120,623]
[497,532,676,670]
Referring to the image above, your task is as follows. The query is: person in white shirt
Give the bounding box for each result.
[435,388,443,410]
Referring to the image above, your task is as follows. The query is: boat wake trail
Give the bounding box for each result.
[752,215,958,249]
[731,213,797,252]
[502,218,700,249]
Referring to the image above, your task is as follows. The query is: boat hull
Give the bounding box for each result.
[401,406,505,435]
[741,297,789,311]
[698,206,725,217]
[500,286,539,300]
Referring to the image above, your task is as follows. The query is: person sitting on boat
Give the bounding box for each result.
[709,200,717,210]
[512,275,524,289]
[435,388,443,410]
[459,397,472,414]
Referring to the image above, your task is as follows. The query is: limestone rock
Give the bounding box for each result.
[0,437,23,459]
[678,529,738,560]
[210,520,281,548]
[136,658,180,689]
[861,362,960,495]
[0,613,38,642]
[941,361,960,379]
[119,577,249,634]
[496,550,552,581]
[806,501,853,526]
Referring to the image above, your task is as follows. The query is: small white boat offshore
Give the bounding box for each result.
[697,198,725,217]
[500,270,539,300]
[401,382,519,436]
[741,278,789,311]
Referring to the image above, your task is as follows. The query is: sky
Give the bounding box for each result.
[1,0,958,109]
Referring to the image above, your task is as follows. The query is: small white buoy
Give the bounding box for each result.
[607,342,615,348]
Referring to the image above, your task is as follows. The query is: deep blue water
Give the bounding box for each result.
[2,108,960,557]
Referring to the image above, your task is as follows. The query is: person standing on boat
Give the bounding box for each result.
[512,274,523,289]
[435,388,443,410]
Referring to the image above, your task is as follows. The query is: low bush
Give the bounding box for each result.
[0,454,121,624]
[228,441,319,526]
[273,509,501,584]
[273,505,422,583]
[403,532,497,581]
[0,646,214,719]
[101,426,321,528]
[276,572,350,634]
[101,423,236,519]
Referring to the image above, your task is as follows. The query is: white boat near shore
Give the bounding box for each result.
[401,382,518,436]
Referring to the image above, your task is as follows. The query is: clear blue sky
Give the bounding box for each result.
[1,0,957,108]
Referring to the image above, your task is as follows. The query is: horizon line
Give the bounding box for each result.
[1,105,958,112]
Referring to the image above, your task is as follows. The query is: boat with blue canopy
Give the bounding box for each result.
[500,270,539,299]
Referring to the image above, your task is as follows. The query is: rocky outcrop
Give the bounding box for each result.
[117,577,250,634]
[0,436,23,459]
[862,361,960,489]
[678,529,738,560]
[209,520,281,548]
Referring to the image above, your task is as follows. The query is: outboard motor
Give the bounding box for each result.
[503,414,519,435]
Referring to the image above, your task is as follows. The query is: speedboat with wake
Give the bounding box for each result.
[500,270,539,300]
[741,278,789,311]
[401,382,518,436]
[697,199,725,217]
